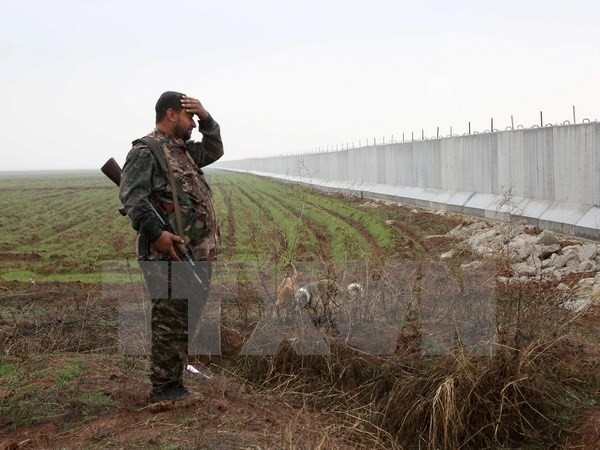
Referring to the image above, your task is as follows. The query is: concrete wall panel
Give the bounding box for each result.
[217,123,600,240]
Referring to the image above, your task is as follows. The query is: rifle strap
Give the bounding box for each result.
[139,137,186,240]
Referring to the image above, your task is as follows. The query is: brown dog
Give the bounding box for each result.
[275,263,298,320]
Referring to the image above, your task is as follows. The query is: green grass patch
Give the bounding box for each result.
[0,363,25,387]
[0,170,450,280]
[57,358,84,383]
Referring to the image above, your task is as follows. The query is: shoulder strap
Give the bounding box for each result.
[138,137,186,240]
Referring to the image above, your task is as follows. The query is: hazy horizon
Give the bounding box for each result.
[1,0,599,171]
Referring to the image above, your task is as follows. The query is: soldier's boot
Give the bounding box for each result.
[149,383,200,403]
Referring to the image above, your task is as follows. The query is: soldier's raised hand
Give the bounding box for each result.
[181,96,209,121]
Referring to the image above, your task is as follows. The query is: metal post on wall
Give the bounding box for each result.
[491,118,494,131]
[468,122,471,135]
[437,127,439,138]
[511,115,514,129]
[540,111,543,127]
[573,105,577,124]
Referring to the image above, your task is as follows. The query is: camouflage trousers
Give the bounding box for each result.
[140,260,212,392]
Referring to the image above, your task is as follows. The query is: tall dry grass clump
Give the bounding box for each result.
[230,280,597,449]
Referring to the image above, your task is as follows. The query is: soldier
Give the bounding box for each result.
[119,91,223,402]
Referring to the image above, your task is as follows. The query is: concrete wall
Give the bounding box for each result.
[216,123,600,239]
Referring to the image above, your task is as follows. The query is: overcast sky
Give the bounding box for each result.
[1,0,599,171]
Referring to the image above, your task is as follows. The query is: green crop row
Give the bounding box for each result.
[0,170,418,282]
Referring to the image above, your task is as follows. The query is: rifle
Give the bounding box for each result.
[101,157,205,287]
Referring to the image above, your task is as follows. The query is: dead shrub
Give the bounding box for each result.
[228,281,596,449]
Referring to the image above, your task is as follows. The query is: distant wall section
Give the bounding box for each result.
[216,123,600,239]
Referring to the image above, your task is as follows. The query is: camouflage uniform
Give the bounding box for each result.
[119,115,223,394]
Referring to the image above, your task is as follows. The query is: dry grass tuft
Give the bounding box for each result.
[229,281,598,448]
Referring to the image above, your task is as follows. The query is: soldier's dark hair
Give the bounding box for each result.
[155,91,186,123]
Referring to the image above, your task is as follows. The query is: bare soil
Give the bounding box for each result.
[1,201,599,448]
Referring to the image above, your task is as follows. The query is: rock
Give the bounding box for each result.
[541,258,554,269]
[508,276,530,285]
[558,267,578,278]
[554,271,563,282]
[563,248,581,269]
[497,276,510,284]
[550,253,567,269]
[440,250,455,261]
[535,244,561,259]
[577,277,596,289]
[507,234,538,261]
[447,221,488,240]
[506,223,529,240]
[461,261,485,270]
[537,230,561,246]
[578,244,597,262]
[579,260,597,272]
[563,298,591,312]
[526,255,542,268]
[410,209,419,214]
[425,235,446,240]
[557,283,570,291]
[591,287,600,306]
[466,228,498,247]
[514,263,538,277]
[541,267,559,280]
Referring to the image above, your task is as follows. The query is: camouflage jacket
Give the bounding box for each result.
[119,116,223,260]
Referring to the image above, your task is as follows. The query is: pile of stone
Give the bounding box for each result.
[444,220,600,312]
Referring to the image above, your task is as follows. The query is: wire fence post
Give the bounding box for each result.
[299,108,592,157]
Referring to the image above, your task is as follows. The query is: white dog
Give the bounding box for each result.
[294,280,363,326]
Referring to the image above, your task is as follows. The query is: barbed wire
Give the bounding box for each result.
[285,107,599,157]
[223,108,599,161]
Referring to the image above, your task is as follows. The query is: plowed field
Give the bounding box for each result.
[1,170,598,449]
